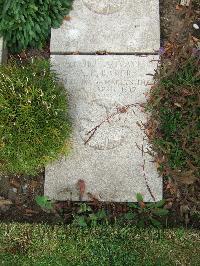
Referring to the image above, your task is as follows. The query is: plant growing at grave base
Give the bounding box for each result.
[0,0,74,53]
[0,59,71,175]
[122,193,169,228]
[73,203,108,227]
[35,194,168,228]
[35,196,53,212]
[36,197,109,227]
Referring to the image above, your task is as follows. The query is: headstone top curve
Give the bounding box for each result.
[82,0,127,15]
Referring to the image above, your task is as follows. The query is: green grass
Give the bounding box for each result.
[0,223,199,265]
[147,55,200,182]
[0,59,71,175]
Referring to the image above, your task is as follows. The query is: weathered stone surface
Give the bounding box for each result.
[0,38,7,64]
[45,55,162,202]
[50,0,160,53]
[0,38,3,64]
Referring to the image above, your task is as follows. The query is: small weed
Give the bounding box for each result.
[73,203,108,227]
[35,197,109,227]
[35,194,169,228]
[122,193,169,228]
[35,195,53,212]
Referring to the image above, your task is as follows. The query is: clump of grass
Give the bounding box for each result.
[147,51,200,185]
[0,59,71,175]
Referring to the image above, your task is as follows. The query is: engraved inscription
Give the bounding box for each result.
[57,57,155,150]
[82,0,127,15]
[63,59,150,93]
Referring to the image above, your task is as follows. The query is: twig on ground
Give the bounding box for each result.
[84,103,136,145]
[139,137,156,202]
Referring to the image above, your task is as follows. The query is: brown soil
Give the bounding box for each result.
[0,172,56,223]
[160,0,180,43]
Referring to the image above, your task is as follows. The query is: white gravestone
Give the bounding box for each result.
[45,55,162,202]
[50,0,160,53]
[0,38,5,64]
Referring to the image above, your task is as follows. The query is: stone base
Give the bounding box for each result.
[44,55,162,202]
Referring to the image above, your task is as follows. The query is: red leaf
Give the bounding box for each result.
[76,179,86,200]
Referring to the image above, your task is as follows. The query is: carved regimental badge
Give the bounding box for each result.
[79,99,135,150]
[82,0,127,15]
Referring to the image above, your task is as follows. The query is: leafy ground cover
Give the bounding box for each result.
[0,223,199,266]
[147,54,199,182]
[146,2,200,226]
[0,0,73,52]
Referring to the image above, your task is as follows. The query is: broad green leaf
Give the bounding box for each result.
[124,212,136,221]
[150,217,162,228]
[128,203,138,209]
[35,195,53,210]
[136,193,144,202]
[152,208,169,216]
[146,200,165,209]
[154,200,166,208]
